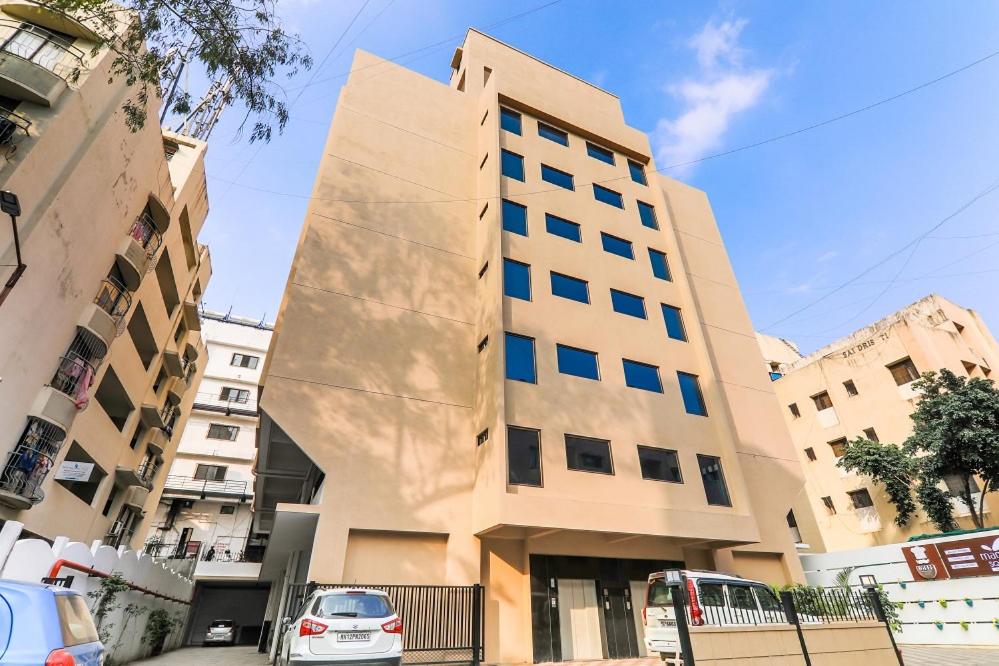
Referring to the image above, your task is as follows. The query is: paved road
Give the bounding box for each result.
[131,645,999,665]
[130,646,268,665]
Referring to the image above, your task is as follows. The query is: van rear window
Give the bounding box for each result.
[646,580,673,607]
[55,595,99,647]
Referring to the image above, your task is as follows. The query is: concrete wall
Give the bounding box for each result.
[690,622,897,665]
[0,520,193,663]
[802,528,999,646]
[771,295,999,552]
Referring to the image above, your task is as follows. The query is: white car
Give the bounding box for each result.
[643,569,787,661]
[279,588,403,666]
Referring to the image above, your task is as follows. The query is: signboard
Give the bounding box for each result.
[54,461,94,482]
[939,535,999,578]
[902,534,999,581]
[902,543,949,581]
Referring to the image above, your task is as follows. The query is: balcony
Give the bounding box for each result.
[115,212,162,290]
[162,474,250,500]
[115,459,158,489]
[182,299,201,331]
[105,520,135,549]
[0,417,64,509]
[855,506,882,533]
[162,340,184,377]
[78,277,131,350]
[0,20,86,106]
[140,401,175,431]
[146,427,169,455]
[0,105,29,151]
[165,375,187,405]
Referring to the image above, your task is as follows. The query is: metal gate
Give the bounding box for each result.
[301,583,484,665]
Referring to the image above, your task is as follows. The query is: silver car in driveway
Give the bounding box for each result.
[204,619,237,646]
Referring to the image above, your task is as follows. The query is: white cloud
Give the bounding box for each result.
[653,18,772,173]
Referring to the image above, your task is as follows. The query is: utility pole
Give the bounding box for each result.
[0,190,24,308]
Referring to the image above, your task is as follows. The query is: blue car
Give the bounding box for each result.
[0,579,104,665]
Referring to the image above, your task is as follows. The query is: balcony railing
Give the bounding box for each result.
[93,276,131,324]
[0,20,85,81]
[128,211,162,260]
[0,418,64,506]
[145,535,266,564]
[0,106,29,148]
[136,459,159,485]
[105,520,135,549]
[50,351,97,407]
[161,402,178,436]
[163,474,249,497]
[182,361,198,386]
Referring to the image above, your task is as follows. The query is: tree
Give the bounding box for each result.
[37,0,312,141]
[838,369,999,531]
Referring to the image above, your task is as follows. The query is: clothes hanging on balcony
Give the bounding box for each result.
[73,363,94,409]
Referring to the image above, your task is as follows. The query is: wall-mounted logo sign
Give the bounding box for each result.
[903,543,947,580]
[903,534,999,581]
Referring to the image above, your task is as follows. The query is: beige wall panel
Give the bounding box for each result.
[342,530,448,585]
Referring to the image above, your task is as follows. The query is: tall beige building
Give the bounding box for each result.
[767,295,998,553]
[256,30,803,663]
[0,2,211,548]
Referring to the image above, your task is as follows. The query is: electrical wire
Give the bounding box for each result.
[761,176,999,332]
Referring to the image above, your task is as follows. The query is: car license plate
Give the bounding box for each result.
[337,632,370,642]
[660,619,676,627]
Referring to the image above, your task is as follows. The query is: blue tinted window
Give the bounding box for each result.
[503,258,531,301]
[638,201,659,230]
[502,150,524,181]
[541,164,574,190]
[601,233,633,259]
[611,289,646,319]
[538,122,568,146]
[678,372,708,416]
[661,304,687,341]
[629,160,648,185]
[586,143,614,165]
[593,184,624,208]
[623,359,663,393]
[505,333,536,383]
[556,344,599,380]
[550,272,589,303]
[546,214,581,242]
[500,107,521,135]
[502,199,527,236]
[649,248,672,281]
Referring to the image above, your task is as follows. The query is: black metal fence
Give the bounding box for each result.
[302,583,483,665]
[661,574,902,666]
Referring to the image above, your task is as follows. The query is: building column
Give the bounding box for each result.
[481,537,531,665]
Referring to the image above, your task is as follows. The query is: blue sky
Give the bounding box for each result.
[197,0,999,354]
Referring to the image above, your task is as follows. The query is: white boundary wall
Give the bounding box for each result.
[801,528,999,647]
[0,521,194,663]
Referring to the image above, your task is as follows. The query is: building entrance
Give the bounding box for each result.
[529,554,684,663]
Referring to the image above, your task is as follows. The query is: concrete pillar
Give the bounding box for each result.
[481,538,531,665]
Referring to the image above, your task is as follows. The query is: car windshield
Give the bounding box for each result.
[55,594,100,647]
[647,579,673,607]
[211,620,234,628]
[313,593,393,619]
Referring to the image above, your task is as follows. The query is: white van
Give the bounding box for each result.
[643,570,787,661]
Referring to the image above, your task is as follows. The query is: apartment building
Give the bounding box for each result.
[147,310,272,565]
[769,295,999,552]
[255,30,804,663]
[0,1,211,549]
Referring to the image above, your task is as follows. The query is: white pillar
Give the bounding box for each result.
[0,521,23,572]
